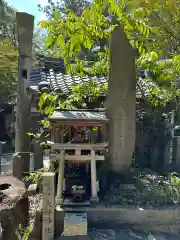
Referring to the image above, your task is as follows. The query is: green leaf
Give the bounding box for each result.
[54,11,61,20]
[57,35,65,47]
[40,20,48,28]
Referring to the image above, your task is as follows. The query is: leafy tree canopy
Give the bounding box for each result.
[0,0,16,45]
[0,38,18,102]
[38,0,180,112]
[0,1,44,102]
[38,0,91,18]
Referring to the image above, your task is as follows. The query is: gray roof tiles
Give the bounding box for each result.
[29,67,153,99]
[29,68,107,94]
[50,109,108,122]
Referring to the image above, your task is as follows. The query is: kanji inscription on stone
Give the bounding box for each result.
[42,172,55,240]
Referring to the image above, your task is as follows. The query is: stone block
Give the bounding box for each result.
[30,200,43,240]
[42,172,55,240]
[64,213,87,236]
[55,205,65,238]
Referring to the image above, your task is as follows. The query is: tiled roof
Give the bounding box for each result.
[30,56,175,100]
[29,62,154,98]
[137,77,155,98]
[29,68,42,92]
[37,54,65,72]
[29,68,107,95]
[49,109,108,121]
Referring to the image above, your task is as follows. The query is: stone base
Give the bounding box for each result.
[55,196,64,206]
[90,196,99,203]
[55,205,64,238]
[64,213,87,236]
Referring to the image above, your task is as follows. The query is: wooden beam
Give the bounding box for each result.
[51,121,106,127]
[51,154,105,161]
[47,141,108,150]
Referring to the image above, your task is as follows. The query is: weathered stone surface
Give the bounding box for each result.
[13,152,30,179]
[108,26,137,173]
[64,213,87,236]
[27,184,38,196]
[33,141,43,170]
[55,205,64,238]
[30,199,43,240]
[0,175,29,240]
[42,172,55,240]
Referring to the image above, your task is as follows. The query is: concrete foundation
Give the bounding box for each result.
[63,206,180,235]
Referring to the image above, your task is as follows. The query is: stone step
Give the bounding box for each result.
[56,236,91,240]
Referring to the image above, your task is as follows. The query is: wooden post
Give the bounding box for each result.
[55,128,60,143]
[90,149,98,202]
[56,149,65,205]
[42,172,55,240]
[15,12,34,153]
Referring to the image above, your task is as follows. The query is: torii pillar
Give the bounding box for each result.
[107,26,137,174]
[13,13,34,178]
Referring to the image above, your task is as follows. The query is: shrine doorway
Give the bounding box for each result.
[64,161,91,200]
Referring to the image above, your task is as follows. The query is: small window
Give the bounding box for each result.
[22,69,27,79]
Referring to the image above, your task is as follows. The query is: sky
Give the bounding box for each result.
[6,0,48,25]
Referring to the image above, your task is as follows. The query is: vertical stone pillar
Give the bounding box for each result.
[55,128,60,143]
[33,140,43,170]
[13,152,30,179]
[90,149,99,202]
[42,172,55,240]
[56,149,65,205]
[55,205,65,238]
[15,12,34,153]
[107,26,137,174]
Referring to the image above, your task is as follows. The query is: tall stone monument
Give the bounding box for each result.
[15,12,34,153]
[42,172,55,240]
[107,26,137,173]
[13,13,34,178]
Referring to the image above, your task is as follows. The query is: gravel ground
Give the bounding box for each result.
[87,229,180,240]
[60,229,180,239]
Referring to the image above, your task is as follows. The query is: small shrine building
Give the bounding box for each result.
[47,108,108,205]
